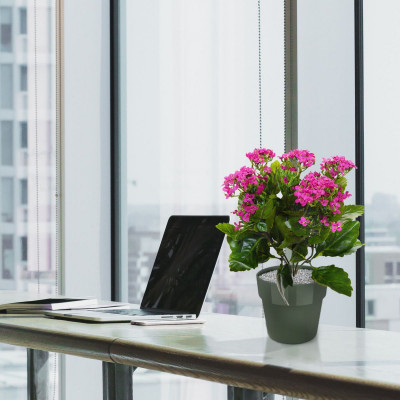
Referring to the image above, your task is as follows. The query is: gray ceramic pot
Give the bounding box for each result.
[256,266,327,344]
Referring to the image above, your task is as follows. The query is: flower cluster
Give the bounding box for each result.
[280,149,315,172]
[222,148,357,234]
[222,166,257,198]
[293,172,337,207]
[320,156,357,178]
[233,193,259,225]
[246,148,275,164]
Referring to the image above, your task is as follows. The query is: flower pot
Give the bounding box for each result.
[256,266,327,344]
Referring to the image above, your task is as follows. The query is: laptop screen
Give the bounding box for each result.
[140,215,229,317]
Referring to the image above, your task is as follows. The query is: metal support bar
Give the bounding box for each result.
[27,349,51,400]
[103,362,135,400]
[227,386,274,400]
[284,0,298,152]
[354,0,365,329]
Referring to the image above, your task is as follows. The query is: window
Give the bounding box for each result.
[366,300,375,317]
[1,121,13,166]
[1,177,14,223]
[20,236,27,262]
[2,235,14,279]
[20,179,27,205]
[385,262,394,277]
[297,1,356,327]
[20,65,27,92]
[20,122,27,148]
[0,7,12,52]
[0,2,57,398]
[19,8,27,35]
[0,64,13,109]
[118,1,284,397]
[365,0,400,330]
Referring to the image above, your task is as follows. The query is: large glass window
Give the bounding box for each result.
[297,1,357,327]
[119,0,284,397]
[364,0,400,332]
[0,0,57,398]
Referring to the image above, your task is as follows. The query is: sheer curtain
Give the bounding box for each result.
[123,1,284,398]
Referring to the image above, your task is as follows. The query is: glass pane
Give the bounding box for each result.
[0,64,13,108]
[20,65,27,92]
[19,8,27,35]
[20,122,28,148]
[2,234,14,279]
[0,6,12,52]
[0,0,57,398]
[121,0,284,397]
[1,177,14,222]
[1,121,13,165]
[365,0,400,331]
[297,1,356,326]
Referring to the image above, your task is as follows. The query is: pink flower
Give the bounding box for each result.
[246,148,275,164]
[293,172,337,207]
[283,176,289,184]
[331,221,342,232]
[320,156,357,178]
[299,216,311,226]
[320,216,330,227]
[280,149,316,169]
[256,184,265,195]
[234,221,242,230]
[222,166,258,198]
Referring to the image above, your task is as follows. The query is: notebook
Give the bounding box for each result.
[45,215,229,322]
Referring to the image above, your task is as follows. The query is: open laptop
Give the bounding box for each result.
[46,215,229,322]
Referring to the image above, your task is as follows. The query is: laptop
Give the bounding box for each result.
[45,215,229,322]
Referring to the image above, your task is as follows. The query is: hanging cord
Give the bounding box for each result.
[34,0,40,295]
[283,0,287,153]
[258,0,263,148]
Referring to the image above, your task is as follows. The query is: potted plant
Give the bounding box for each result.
[216,148,364,344]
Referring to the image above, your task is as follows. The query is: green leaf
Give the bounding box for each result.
[277,264,293,289]
[288,217,308,236]
[270,160,281,173]
[315,221,360,257]
[255,239,273,264]
[342,239,364,255]
[291,241,308,263]
[227,236,261,271]
[256,222,269,232]
[216,223,236,237]
[335,176,348,190]
[312,265,353,296]
[282,210,304,217]
[339,205,365,223]
[275,215,306,248]
[308,227,330,245]
[254,199,276,231]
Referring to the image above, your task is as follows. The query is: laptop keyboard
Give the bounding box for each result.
[99,309,162,316]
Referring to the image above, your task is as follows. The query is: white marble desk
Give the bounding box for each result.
[0,300,399,399]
